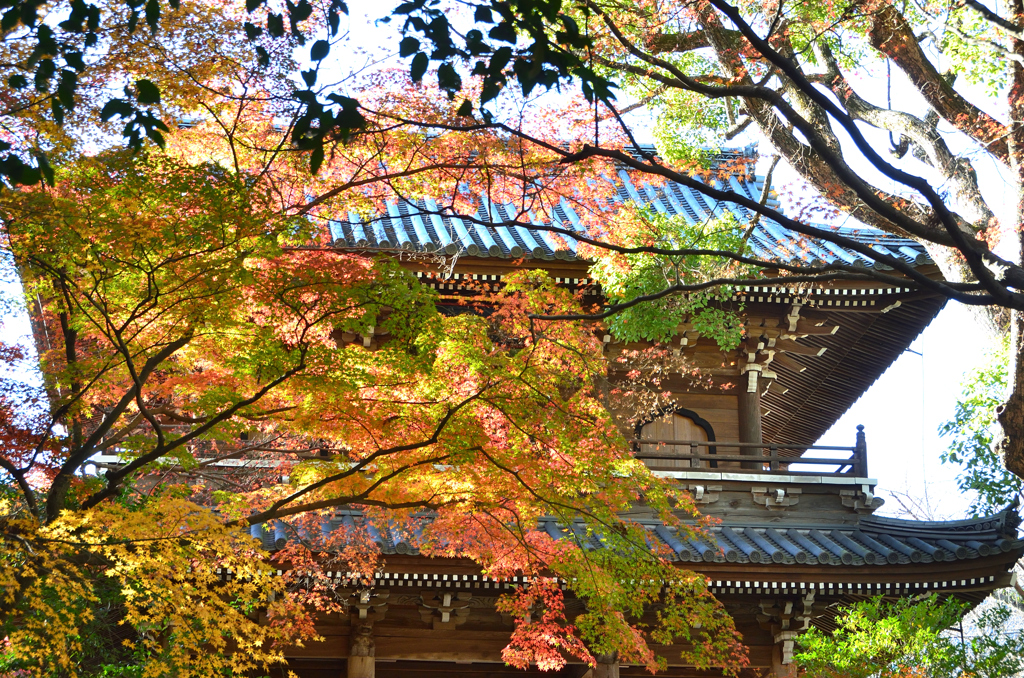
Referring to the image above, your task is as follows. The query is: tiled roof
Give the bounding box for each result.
[252,506,1022,567]
[641,508,1022,566]
[327,160,932,270]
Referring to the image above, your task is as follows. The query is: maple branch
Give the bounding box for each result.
[813,41,995,229]
[554,146,997,301]
[468,443,651,545]
[594,10,956,245]
[598,85,668,120]
[244,457,455,526]
[110,326,170,451]
[867,5,1011,164]
[0,456,37,516]
[297,162,489,215]
[47,333,194,521]
[531,272,872,322]
[741,153,780,243]
[363,113,935,283]
[80,351,309,511]
[961,0,1024,38]
[242,389,485,524]
[597,0,1024,302]
[95,412,146,451]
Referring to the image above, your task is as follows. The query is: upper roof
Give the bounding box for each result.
[326,150,933,271]
[323,148,945,448]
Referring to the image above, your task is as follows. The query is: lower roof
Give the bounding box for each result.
[253,505,1022,573]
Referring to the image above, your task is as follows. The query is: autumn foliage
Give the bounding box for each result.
[0,101,747,675]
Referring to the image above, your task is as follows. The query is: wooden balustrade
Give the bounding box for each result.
[631,425,868,477]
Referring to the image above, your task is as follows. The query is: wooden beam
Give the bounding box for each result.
[349,621,376,678]
[769,353,806,373]
[774,340,827,356]
[770,644,797,678]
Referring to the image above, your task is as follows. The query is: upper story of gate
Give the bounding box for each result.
[324,146,944,518]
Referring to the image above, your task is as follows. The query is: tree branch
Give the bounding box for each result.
[868,5,1011,164]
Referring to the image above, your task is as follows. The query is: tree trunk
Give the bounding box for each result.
[999,311,1024,479]
[999,0,1024,483]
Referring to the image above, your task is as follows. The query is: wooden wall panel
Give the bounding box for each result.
[671,394,739,443]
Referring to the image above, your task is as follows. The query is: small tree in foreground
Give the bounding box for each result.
[796,594,1024,678]
[941,339,1023,516]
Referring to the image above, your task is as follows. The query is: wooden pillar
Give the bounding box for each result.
[738,369,763,469]
[771,641,798,678]
[593,653,619,678]
[347,656,374,678]
[348,623,375,678]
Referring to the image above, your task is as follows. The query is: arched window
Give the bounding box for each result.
[636,408,717,468]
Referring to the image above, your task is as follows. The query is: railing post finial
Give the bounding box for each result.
[854,424,867,476]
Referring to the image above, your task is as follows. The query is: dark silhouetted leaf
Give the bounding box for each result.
[144,0,159,31]
[310,39,329,61]
[64,50,85,71]
[135,79,160,105]
[100,99,134,121]
[244,22,262,40]
[399,36,419,57]
[410,52,428,82]
[437,63,461,94]
[488,21,515,43]
[267,12,284,37]
[310,146,324,174]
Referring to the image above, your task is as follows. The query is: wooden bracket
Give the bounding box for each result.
[415,591,473,629]
[348,589,389,622]
[752,486,802,510]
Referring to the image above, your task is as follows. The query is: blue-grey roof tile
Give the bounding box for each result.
[252,506,1022,569]
[328,168,933,269]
